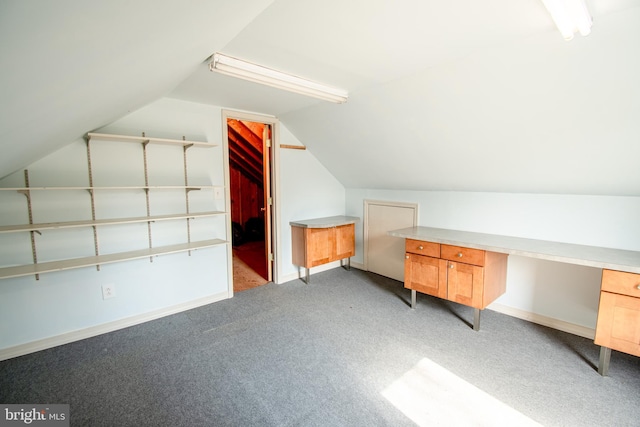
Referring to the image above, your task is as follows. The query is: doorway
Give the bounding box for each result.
[226,117,274,292]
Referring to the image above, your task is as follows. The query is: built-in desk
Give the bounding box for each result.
[389,226,640,376]
[291,216,358,283]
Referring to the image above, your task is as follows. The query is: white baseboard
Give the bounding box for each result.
[350,261,365,270]
[0,291,230,362]
[488,303,595,340]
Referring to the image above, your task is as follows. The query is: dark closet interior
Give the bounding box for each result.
[228,119,268,291]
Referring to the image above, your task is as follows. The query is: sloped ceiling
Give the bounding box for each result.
[0,0,274,178]
[2,0,639,195]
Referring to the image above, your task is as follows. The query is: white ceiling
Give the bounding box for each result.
[0,0,274,177]
[2,0,640,195]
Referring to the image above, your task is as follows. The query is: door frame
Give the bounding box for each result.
[222,109,281,292]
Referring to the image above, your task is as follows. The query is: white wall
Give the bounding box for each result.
[346,189,640,333]
[0,99,228,354]
[7,92,630,352]
[0,98,346,356]
[278,125,346,280]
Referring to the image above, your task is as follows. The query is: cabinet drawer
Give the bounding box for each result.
[601,269,640,298]
[441,244,485,266]
[405,239,440,257]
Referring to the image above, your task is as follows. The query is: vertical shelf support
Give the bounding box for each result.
[18,169,39,280]
[183,137,194,255]
[141,133,153,262]
[85,136,101,271]
[142,132,153,262]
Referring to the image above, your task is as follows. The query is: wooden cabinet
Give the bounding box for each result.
[390,225,640,374]
[303,227,335,267]
[404,252,447,299]
[404,238,508,330]
[334,224,356,261]
[595,269,640,374]
[292,223,355,268]
[447,261,486,308]
[291,216,357,283]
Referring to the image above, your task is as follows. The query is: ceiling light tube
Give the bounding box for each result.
[209,53,348,104]
[541,0,592,41]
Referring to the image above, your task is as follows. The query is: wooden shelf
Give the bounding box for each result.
[87,132,215,148]
[0,185,218,191]
[0,239,227,280]
[0,211,226,234]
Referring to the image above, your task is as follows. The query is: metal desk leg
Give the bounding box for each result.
[298,266,310,284]
[411,289,416,309]
[473,308,481,331]
[340,258,351,271]
[598,346,611,376]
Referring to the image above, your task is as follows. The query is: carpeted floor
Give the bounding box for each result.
[1,268,639,426]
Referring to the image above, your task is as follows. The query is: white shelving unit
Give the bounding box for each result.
[0,132,228,280]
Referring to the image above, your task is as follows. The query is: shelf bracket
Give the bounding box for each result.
[16,189,30,200]
[141,132,151,148]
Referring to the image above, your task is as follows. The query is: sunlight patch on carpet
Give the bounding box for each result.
[382,358,542,427]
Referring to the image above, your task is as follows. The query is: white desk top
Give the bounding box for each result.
[290,215,359,229]
[388,226,640,274]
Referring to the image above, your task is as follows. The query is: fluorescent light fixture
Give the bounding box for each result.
[209,53,348,104]
[541,0,592,40]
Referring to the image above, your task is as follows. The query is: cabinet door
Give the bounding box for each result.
[404,254,447,299]
[306,228,334,267]
[447,262,484,309]
[334,224,355,260]
[595,291,640,357]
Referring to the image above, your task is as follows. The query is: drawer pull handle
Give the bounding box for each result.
[457,252,463,258]
[636,284,640,290]
[450,263,455,269]
[418,245,424,250]
[406,255,409,259]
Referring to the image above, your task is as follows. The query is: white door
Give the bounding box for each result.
[365,201,417,282]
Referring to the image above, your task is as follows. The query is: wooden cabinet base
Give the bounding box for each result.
[291,219,356,283]
[595,269,640,375]
[404,239,508,330]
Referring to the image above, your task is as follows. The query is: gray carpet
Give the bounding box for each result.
[1,268,639,426]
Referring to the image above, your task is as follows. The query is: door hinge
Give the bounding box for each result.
[266,138,272,148]
[269,253,274,262]
[268,197,273,206]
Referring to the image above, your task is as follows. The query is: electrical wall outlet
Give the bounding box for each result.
[102,284,116,300]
